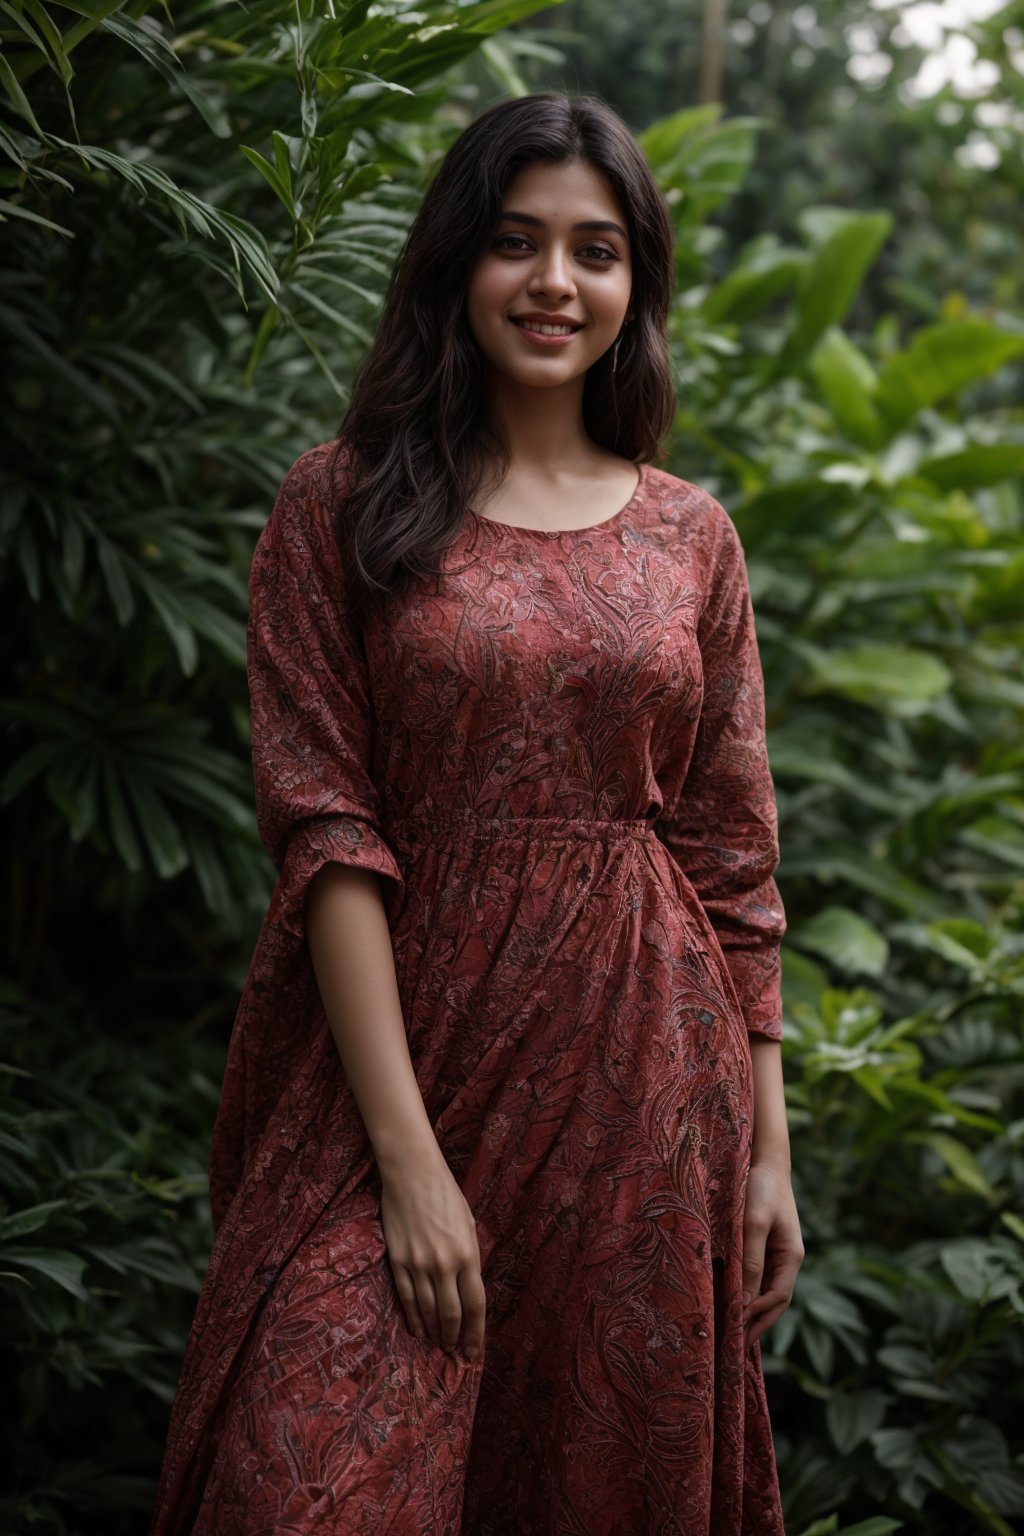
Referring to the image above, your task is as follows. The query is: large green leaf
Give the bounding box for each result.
[809,326,883,448]
[779,209,892,369]
[805,646,952,710]
[875,320,1024,432]
[916,444,1024,490]
[795,907,890,978]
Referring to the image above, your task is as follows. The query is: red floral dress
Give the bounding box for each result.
[150,440,788,1535]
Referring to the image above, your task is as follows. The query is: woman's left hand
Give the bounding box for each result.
[741,1160,804,1349]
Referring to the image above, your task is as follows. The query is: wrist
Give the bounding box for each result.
[373,1124,445,1180]
[750,1143,791,1175]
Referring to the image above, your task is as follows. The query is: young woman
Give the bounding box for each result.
[152,90,804,1536]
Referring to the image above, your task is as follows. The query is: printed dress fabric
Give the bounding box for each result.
[151,440,788,1536]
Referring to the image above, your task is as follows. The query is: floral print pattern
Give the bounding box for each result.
[150,441,788,1535]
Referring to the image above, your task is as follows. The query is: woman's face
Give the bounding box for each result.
[465,158,633,393]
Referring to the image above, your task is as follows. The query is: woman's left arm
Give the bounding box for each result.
[655,492,805,1346]
[744,1037,805,1348]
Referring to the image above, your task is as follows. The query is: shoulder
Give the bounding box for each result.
[642,463,745,577]
[256,439,351,569]
[271,439,349,522]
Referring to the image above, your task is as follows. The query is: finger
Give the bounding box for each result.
[743,1278,792,1333]
[433,1269,464,1354]
[392,1264,426,1343]
[744,1283,793,1332]
[741,1218,768,1312]
[745,1244,803,1323]
[763,1254,803,1311]
[413,1269,440,1349]
[746,1295,791,1348]
[745,1285,788,1323]
[457,1267,487,1360]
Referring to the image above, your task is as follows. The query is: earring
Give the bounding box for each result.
[612,315,634,375]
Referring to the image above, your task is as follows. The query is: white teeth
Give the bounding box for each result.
[513,319,578,336]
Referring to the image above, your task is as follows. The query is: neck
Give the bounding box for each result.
[483,369,594,474]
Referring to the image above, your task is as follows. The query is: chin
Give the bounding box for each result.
[506,363,588,388]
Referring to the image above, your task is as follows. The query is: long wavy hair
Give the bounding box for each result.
[328,90,677,627]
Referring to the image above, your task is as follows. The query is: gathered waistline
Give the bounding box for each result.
[385,808,658,845]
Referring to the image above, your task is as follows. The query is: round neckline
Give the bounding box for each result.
[466,461,648,540]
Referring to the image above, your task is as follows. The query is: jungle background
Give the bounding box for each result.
[2,0,1023,1529]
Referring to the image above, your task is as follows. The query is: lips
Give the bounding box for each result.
[508,319,585,354]
[510,318,584,334]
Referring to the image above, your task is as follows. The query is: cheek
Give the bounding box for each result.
[466,258,517,324]
[592,269,632,322]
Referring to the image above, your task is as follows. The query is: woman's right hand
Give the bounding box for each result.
[379,1144,486,1362]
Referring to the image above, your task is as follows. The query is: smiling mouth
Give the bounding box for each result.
[510,318,583,333]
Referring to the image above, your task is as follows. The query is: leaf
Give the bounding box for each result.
[103,13,231,138]
[875,319,1024,431]
[800,1316,834,1380]
[701,245,802,327]
[0,197,76,236]
[781,210,892,367]
[825,1389,889,1455]
[917,444,1024,490]
[61,512,85,596]
[271,130,294,198]
[850,1066,893,1109]
[90,342,205,413]
[2,1246,88,1299]
[919,919,996,972]
[809,326,883,448]
[795,907,889,977]
[96,538,135,624]
[807,647,952,706]
[16,522,41,599]
[183,818,233,916]
[101,759,143,872]
[876,1344,934,1379]
[0,1199,69,1238]
[940,1239,1002,1302]
[2,740,66,802]
[944,1416,1024,1517]
[912,1132,998,1203]
[136,575,199,676]
[0,50,46,133]
[239,143,296,218]
[124,776,189,879]
[1000,1213,1024,1243]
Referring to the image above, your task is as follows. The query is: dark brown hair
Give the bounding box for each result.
[328,90,677,626]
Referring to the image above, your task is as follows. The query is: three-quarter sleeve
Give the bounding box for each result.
[656,503,786,1041]
[247,446,405,939]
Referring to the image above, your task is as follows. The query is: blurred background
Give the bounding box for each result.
[1,0,1023,1530]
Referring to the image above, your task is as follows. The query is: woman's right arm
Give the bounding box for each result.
[306,862,486,1364]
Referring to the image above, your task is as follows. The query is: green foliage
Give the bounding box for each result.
[2,0,1023,1532]
[0,980,218,1531]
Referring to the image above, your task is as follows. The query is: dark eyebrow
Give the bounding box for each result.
[498,210,628,241]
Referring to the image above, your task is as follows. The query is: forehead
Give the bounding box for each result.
[500,160,628,229]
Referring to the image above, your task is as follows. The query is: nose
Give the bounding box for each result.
[527,244,577,302]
